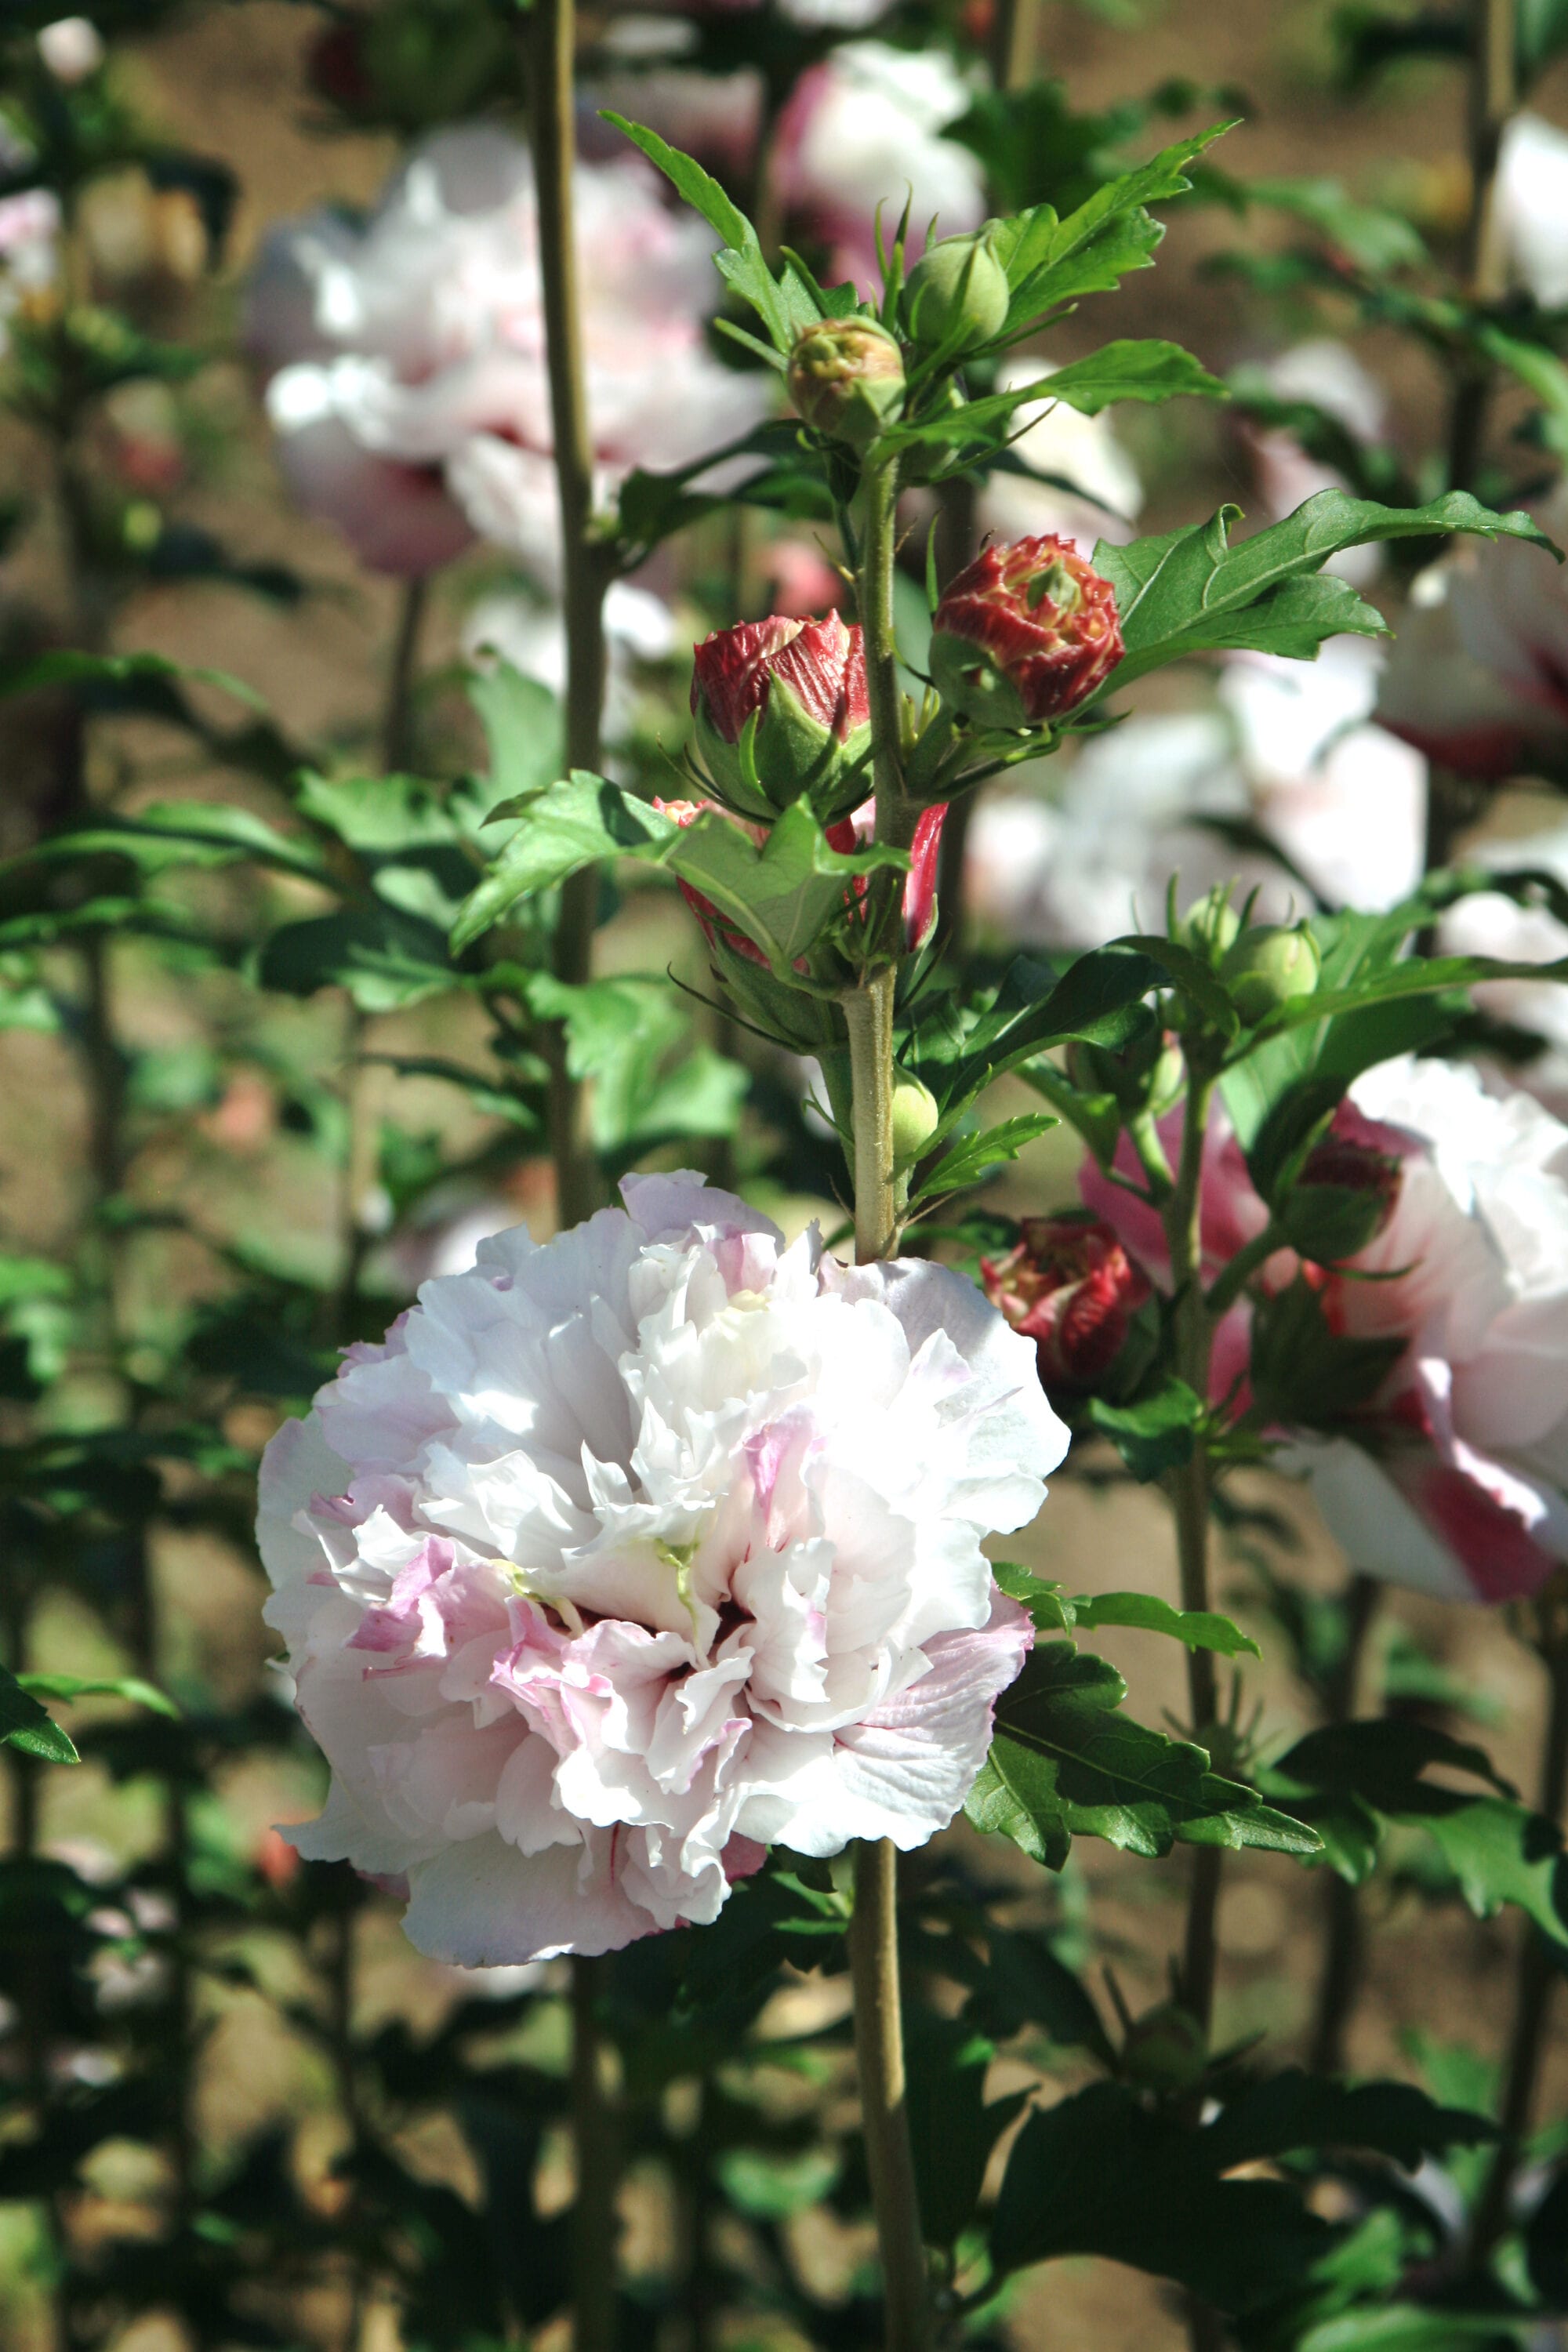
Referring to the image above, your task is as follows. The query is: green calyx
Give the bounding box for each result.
[695,676,872,826]
[901,225,1011,356]
[786,316,906,449]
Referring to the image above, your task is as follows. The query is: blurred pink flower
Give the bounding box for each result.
[1085,1060,1568,1603]
[257,1173,1062,1963]
[1376,488,1568,782]
[773,42,985,296]
[246,125,770,581]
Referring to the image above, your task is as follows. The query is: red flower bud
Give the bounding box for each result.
[982,1214,1149,1395]
[826,800,948,951]
[1282,1102,1406,1264]
[931,535,1123,728]
[690,612,871,822]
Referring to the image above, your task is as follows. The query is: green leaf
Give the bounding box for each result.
[0,1664,78,1765]
[990,2081,1329,2310]
[662,799,906,978]
[257,906,457,1012]
[994,123,1236,331]
[0,646,267,714]
[1296,2310,1539,2352]
[884,340,1224,456]
[713,2145,841,2221]
[1069,1589,1261,1660]
[910,1112,1057,1203]
[16,1671,180,1720]
[1086,1375,1207,1479]
[992,1561,1076,1636]
[602,114,819,357]
[1241,176,1428,273]
[449,772,677,953]
[1272,1721,1568,1938]
[519,972,745,1151]
[921,946,1162,1112]
[294,771,465,855]
[1201,2069,1496,2172]
[463,661,564,816]
[966,1643,1320,1870]
[1091,490,1560,695]
[5,800,329,883]
[905,2016,1028,2249]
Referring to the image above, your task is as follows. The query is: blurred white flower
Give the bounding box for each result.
[463,579,677,742]
[774,42,984,296]
[258,1174,1060,1963]
[37,15,103,82]
[1245,338,1388,588]
[247,125,769,582]
[978,358,1143,551]
[1436,823,1568,1110]
[0,187,60,357]
[1494,112,1568,307]
[966,638,1425,948]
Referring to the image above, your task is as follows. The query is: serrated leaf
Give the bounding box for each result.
[911,1112,1057,1203]
[884,340,1223,457]
[0,1664,78,1764]
[1091,490,1559,695]
[1272,1720,1568,1939]
[992,1562,1076,1636]
[663,798,906,978]
[993,123,1236,330]
[450,773,677,951]
[1070,1590,1260,1659]
[990,2081,1329,2310]
[967,1644,1320,1868]
[603,114,819,356]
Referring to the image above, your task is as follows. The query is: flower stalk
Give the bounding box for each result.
[528,0,609,1236]
[842,442,931,2352]
[526,0,619,2340]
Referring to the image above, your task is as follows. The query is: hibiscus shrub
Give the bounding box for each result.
[5,5,1568,2352]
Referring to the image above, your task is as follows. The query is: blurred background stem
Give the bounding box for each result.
[1469,1591,1568,2258]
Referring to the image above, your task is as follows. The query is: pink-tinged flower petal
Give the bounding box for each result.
[259,1174,1063,1962]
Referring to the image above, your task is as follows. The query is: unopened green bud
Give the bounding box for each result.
[1222,924,1322,1024]
[1120,2001,1207,2097]
[891,1073,940,1171]
[787,317,906,449]
[902,225,1010,354]
[1179,895,1241,963]
[1068,1026,1182,1117]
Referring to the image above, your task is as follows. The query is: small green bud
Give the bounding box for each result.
[1179,895,1241,963]
[787,316,906,449]
[1120,2001,1207,2097]
[891,1073,940,1171]
[901,225,1010,355]
[1222,924,1322,1024]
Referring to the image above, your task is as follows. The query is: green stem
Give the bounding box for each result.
[528,0,608,1237]
[849,1840,933,2352]
[840,445,931,2352]
[382,575,427,773]
[1307,1573,1381,2079]
[1160,1057,1228,2352]
[1469,1601,1568,2259]
[1446,0,1517,496]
